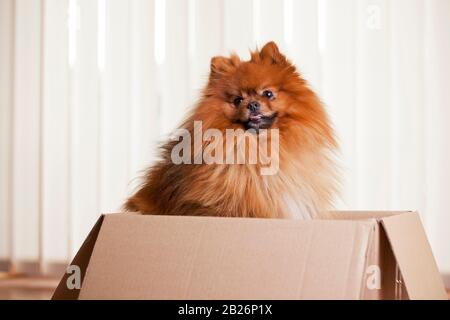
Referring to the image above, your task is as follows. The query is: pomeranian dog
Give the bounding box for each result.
[125,41,338,219]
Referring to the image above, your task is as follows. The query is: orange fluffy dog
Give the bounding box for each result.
[125,42,338,219]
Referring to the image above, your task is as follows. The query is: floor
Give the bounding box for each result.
[0,273,449,300]
[0,273,59,300]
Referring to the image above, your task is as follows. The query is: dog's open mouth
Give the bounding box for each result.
[245,112,278,131]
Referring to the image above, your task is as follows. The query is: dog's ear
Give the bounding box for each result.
[210,56,230,75]
[210,54,240,77]
[259,41,287,65]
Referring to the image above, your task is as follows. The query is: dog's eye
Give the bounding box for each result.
[233,97,243,106]
[262,90,274,99]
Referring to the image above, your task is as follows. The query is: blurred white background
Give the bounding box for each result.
[0,0,449,282]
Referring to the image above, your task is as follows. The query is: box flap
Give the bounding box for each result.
[79,214,375,300]
[52,215,105,300]
[381,212,447,300]
[331,211,412,220]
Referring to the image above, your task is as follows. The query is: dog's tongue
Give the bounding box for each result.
[249,114,262,122]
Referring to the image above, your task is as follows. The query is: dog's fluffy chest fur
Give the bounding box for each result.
[186,149,336,219]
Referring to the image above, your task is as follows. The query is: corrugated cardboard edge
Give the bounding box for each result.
[51,215,105,300]
[358,221,378,300]
[380,212,447,300]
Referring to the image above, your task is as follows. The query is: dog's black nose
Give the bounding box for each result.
[248,101,260,112]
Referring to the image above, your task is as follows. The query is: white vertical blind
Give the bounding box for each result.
[159,0,190,135]
[128,0,159,191]
[70,0,101,257]
[224,0,255,58]
[354,0,392,210]
[389,0,424,212]
[0,0,449,276]
[41,0,71,268]
[0,0,14,267]
[257,0,285,48]
[321,0,356,209]
[290,0,321,92]
[423,0,450,276]
[12,0,42,271]
[188,0,224,102]
[100,0,132,213]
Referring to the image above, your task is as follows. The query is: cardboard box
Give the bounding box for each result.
[52,211,447,300]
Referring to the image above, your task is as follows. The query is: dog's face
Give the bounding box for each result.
[204,42,304,132]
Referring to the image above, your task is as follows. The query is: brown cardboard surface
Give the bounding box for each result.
[381,212,447,300]
[51,211,446,300]
[79,214,375,299]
